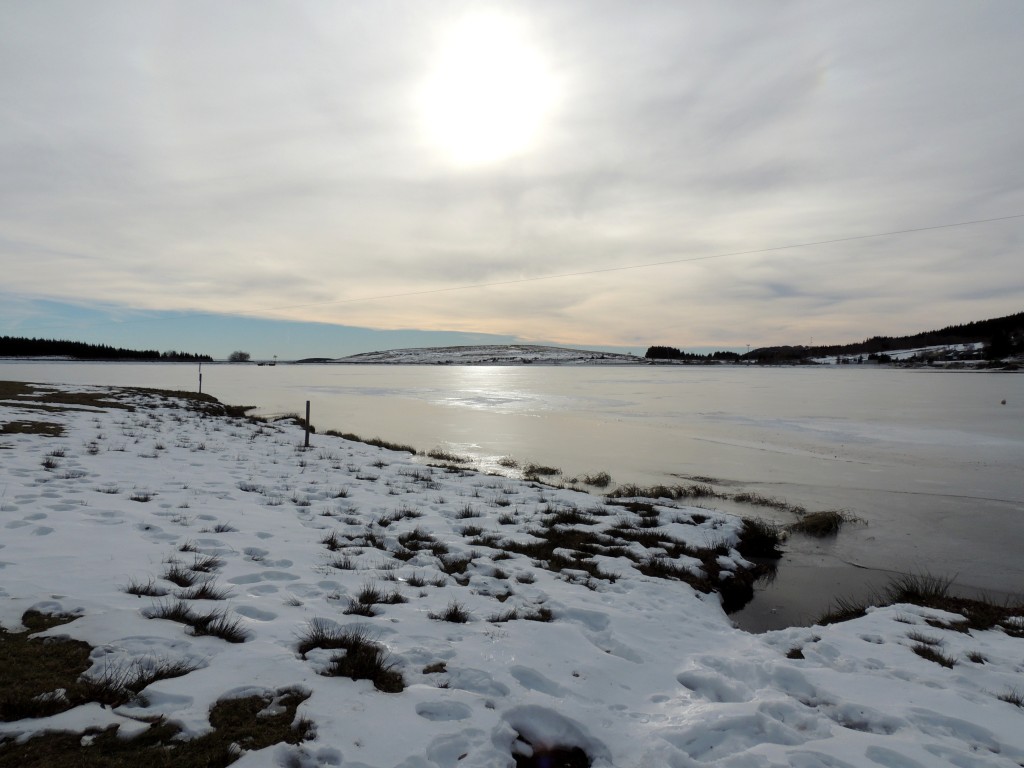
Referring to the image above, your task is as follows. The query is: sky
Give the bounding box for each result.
[2,0,1023,360]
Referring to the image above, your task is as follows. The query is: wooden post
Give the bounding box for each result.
[198,362,203,394]
[304,400,311,448]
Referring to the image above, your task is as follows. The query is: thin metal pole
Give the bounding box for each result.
[304,400,311,448]
[198,362,203,394]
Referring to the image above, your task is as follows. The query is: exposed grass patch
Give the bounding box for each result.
[514,744,590,768]
[191,554,225,573]
[925,617,970,633]
[429,600,471,623]
[162,563,201,588]
[321,531,344,551]
[177,581,232,601]
[322,430,416,454]
[731,492,805,514]
[817,595,873,625]
[997,688,1024,708]
[788,510,851,537]
[523,606,554,622]
[297,620,404,692]
[427,448,471,463]
[189,609,248,643]
[523,463,562,477]
[0,611,90,721]
[144,601,247,643]
[817,572,1024,631]
[581,471,612,488]
[911,643,956,668]
[437,553,475,575]
[0,689,312,768]
[607,483,719,501]
[123,577,169,598]
[0,420,65,437]
[489,608,519,622]
[736,518,784,559]
[77,657,201,707]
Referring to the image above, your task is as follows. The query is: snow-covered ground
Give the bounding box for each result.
[326,345,642,366]
[810,343,987,366]
[2,383,1023,767]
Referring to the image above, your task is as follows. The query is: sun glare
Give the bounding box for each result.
[418,13,556,166]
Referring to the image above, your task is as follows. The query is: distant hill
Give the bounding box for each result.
[0,336,212,362]
[316,344,641,366]
[747,311,1024,364]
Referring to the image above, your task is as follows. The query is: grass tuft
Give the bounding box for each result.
[191,554,225,573]
[788,510,850,537]
[122,577,169,598]
[177,580,232,601]
[78,657,201,707]
[911,643,956,668]
[297,621,404,692]
[429,600,471,623]
[581,471,612,488]
[162,563,201,588]
[736,518,784,559]
[427,448,471,463]
[998,688,1024,708]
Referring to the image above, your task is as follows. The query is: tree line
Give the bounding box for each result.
[645,346,741,362]
[747,311,1023,363]
[0,336,212,361]
[645,310,1023,364]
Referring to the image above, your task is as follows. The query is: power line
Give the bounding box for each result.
[8,212,1023,333]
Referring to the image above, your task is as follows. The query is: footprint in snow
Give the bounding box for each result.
[415,701,472,721]
[864,746,926,768]
[509,665,572,698]
[228,571,300,584]
[234,606,277,622]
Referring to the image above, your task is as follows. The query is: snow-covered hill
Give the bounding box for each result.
[324,344,642,366]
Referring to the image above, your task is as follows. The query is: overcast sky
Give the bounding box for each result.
[2,0,1022,358]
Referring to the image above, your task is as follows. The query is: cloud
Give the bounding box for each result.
[1,1,1022,352]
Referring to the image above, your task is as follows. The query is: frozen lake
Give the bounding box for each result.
[3,361,1021,629]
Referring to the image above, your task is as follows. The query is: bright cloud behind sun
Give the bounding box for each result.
[1,1,1022,355]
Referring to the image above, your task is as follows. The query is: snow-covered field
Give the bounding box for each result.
[2,383,1023,767]
[327,345,641,366]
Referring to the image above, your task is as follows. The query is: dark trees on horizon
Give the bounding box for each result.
[0,336,212,362]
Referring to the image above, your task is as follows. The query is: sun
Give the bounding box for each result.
[418,12,557,167]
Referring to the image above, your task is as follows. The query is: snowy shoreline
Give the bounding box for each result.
[2,382,1023,767]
